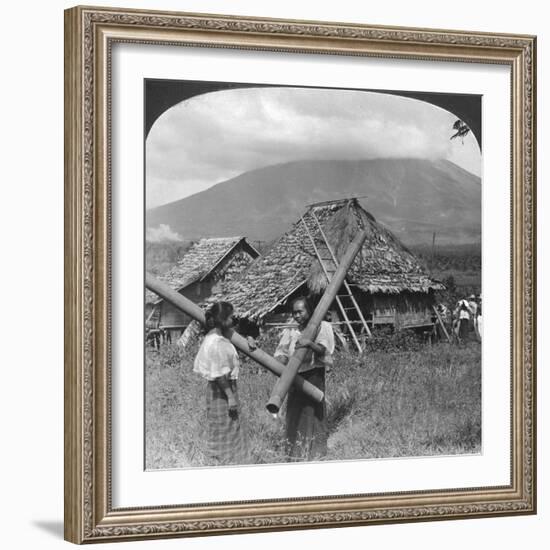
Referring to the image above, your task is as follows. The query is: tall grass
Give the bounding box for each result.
[145,337,481,469]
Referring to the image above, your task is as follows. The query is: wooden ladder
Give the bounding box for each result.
[301,209,372,353]
[146,304,161,328]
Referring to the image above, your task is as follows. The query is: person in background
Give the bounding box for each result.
[475,295,482,342]
[454,298,473,344]
[437,302,449,320]
[468,294,479,333]
[193,301,249,465]
[274,297,334,461]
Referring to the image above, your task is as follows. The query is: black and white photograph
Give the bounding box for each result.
[144,80,482,469]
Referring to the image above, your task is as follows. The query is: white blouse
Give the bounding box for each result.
[193,332,240,381]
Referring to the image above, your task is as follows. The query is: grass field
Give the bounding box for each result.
[145,337,481,469]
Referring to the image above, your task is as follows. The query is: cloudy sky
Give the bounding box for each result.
[146,87,481,209]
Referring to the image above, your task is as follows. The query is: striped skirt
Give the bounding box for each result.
[205,380,249,465]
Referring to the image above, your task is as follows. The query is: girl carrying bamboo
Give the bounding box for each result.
[193,301,250,465]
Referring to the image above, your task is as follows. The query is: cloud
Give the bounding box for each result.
[146,224,182,242]
[146,87,480,208]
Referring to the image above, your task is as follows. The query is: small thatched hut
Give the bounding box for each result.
[211,198,444,336]
[146,236,259,340]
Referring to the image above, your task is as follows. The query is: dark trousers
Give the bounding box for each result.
[285,368,327,461]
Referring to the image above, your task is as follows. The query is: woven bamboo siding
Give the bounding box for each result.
[372,292,435,329]
[159,281,204,327]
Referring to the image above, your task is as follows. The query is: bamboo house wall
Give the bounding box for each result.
[261,285,436,331]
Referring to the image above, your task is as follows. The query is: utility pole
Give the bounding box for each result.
[430,231,436,275]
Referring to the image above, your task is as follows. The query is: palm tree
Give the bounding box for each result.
[450,119,471,144]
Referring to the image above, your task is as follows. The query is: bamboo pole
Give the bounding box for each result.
[265,230,367,413]
[145,272,324,403]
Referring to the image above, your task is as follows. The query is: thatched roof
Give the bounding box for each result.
[146,236,257,304]
[212,199,444,321]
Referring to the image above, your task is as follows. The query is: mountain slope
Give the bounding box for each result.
[146,158,481,245]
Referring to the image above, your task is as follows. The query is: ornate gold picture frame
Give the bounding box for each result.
[64,5,536,544]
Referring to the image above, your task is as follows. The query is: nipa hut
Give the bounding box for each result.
[210,198,444,342]
[146,236,260,341]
